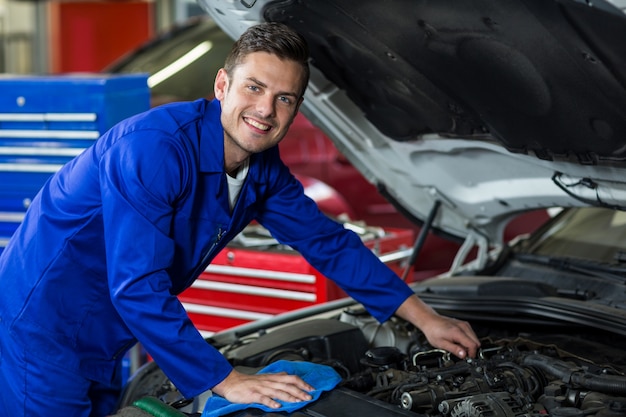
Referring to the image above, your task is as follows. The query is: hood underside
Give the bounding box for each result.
[200,0,626,245]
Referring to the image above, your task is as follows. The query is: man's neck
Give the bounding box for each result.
[223,137,251,177]
[227,158,250,179]
[227,166,241,178]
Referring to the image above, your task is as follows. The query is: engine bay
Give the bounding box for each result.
[120,305,626,417]
[225,309,626,416]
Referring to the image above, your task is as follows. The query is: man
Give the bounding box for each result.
[0,22,480,417]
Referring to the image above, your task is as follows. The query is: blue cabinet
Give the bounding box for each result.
[0,74,150,254]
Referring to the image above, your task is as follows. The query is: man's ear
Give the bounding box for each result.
[214,68,228,100]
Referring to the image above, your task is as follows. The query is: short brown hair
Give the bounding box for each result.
[224,22,310,97]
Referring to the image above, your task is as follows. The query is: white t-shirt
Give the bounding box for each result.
[226,158,249,211]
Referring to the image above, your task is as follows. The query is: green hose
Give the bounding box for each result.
[132,396,188,417]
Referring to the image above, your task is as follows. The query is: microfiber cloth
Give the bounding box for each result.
[201,360,342,417]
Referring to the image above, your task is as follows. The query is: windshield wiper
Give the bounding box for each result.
[515,253,626,284]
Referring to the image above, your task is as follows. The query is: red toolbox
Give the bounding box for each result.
[178,220,415,336]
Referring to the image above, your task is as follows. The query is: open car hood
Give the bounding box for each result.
[199,0,626,247]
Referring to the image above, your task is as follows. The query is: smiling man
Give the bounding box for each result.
[218,50,307,170]
[0,22,479,417]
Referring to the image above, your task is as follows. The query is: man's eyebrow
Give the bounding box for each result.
[247,77,300,99]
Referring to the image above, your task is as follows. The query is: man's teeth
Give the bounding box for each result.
[247,118,270,131]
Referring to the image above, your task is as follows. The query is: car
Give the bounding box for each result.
[112,0,626,416]
[116,208,626,417]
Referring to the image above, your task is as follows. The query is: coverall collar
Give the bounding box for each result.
[199,99,227,174]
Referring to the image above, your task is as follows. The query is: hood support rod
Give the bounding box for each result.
[401,200,441,281]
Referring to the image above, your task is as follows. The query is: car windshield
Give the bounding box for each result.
[523,207,626,266]
[106,18,232,105]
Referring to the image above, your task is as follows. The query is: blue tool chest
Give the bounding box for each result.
[0,74,150,254]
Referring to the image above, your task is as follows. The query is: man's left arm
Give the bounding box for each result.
[255,149,480,357]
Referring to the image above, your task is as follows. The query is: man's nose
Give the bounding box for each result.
[256,95,276,117]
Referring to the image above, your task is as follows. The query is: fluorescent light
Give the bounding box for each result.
[148,41,213,88]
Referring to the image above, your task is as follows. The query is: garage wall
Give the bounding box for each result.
[0,0,36,73]
[0,0,198,75]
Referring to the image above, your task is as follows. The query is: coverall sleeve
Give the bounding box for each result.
[256,150,415,324]
[99,131,231,398]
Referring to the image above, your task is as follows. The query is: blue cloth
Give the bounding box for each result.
[201,361,341,417]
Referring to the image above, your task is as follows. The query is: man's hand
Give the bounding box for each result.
[417,312,480,359]
[395,294,481,359]
[212,369,314,409]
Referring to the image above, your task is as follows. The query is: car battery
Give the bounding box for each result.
[178,221,415,336]
[0,74,150,254]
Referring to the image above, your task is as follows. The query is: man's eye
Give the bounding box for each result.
[248,85,260,92]
[278,96,292,105]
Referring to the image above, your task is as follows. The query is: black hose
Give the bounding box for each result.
[522,354,626,396]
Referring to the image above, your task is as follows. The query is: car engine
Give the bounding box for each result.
[120,306,626,417]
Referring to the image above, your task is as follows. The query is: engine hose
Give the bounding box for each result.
[522,354,626,396]
[132,396,188,417]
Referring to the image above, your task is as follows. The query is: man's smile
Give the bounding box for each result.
[244,117,272,132]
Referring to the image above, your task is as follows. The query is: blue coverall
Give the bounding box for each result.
[0,98,415,416]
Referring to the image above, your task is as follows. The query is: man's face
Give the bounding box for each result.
[215,51,305,159]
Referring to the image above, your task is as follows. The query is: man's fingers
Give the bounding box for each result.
[214,369,315,408]
[262,374,314,401]
[458,320,481,346]
[445,333,479,359]
[254,394,282,409]
[424,316,481,359]
[245,375,313,409]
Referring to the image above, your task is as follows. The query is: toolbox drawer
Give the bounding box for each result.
[0,74,149,254]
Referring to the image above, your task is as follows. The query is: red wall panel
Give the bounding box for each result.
[48,1,154,73]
